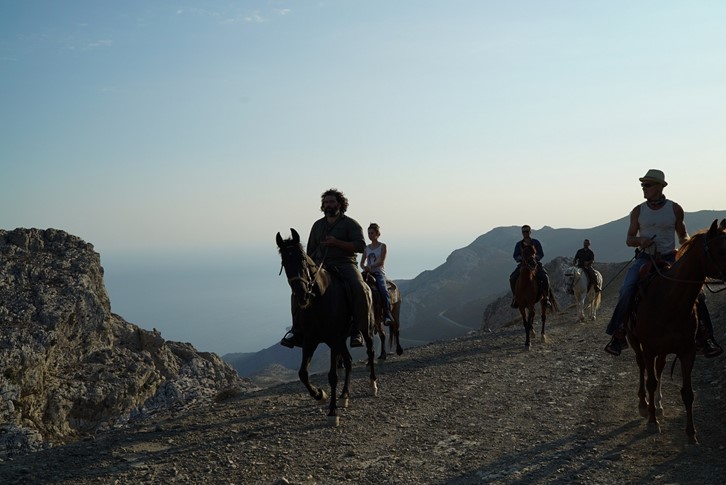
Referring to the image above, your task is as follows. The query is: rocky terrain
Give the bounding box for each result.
[2,276,726,484]
[0,229,254,454]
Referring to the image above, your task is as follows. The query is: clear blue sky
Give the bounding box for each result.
[2,1,725,353]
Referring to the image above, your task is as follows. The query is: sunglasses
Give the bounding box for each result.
[522,230,531,234]
[641,183,654,188]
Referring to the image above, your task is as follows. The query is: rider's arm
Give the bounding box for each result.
[673,202,689,245]
[534,240,544,261]
[625,205,653,248]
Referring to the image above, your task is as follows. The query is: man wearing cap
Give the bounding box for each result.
[604,169,722,357]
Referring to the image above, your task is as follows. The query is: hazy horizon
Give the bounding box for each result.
[4,2,725,354]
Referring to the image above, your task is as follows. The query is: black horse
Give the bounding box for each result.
[276,228,378,426]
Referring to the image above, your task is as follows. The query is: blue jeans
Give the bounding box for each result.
[372,272,392,318]
[606,252,676,335]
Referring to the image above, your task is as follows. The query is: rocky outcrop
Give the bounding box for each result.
[0,228,255,454]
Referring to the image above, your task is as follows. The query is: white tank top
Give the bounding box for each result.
[364,243,386,275]
[639,200,676,255]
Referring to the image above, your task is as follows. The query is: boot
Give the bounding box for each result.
[605,329,629,356]
[281,330,302,348]
[696,322,723,358]
[281,312,303,348]
[702,338,723,358]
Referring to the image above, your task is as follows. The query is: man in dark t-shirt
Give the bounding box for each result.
[281,188,373,349]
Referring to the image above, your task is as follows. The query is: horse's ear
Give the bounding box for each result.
[709,219,719,235]
[291,228,300,244]
[720,219,726,231]
[276,232,284,248]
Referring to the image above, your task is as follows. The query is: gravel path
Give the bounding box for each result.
[2,297,726,484]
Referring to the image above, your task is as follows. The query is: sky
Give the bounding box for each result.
[2,1,725,354]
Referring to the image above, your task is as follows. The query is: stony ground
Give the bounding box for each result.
[2,293,726,485]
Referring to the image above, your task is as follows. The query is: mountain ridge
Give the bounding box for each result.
[227,210,726,380]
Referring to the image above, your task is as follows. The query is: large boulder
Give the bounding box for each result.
[0,228,255,454]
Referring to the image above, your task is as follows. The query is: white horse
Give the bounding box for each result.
[565,266,602,322]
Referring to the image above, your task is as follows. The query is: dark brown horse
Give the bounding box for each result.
[514,244,558,349]
[277,229,377,426]
[627,219,726,444]
[363,271,403,360]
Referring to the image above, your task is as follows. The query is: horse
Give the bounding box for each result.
[627,219,726,444]
[276,228,378,427]
[362,271,404,360]
[565,265,602,322]
[514,244,558,349]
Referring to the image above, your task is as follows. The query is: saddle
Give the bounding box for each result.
[628,257,673,332]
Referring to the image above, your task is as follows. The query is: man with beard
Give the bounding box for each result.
[281,188,373,349]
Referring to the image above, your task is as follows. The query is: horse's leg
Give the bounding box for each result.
[633,340,648,417]
[299,343,326,402]
[520,307,531,349]
[540,301,547,343]
[392,302,403,355]
[679,352,698,445]
[326,346,341,427]
[339,346,353,408]
[654,355,666,417]
[644,352,661,434]
[377,322,387,360]
[363,329,378,397]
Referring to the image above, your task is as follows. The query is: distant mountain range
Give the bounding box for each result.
[224,210,726,380]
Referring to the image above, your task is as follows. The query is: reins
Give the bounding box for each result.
[646,234,726,292]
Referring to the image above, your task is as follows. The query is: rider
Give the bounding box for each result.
[281,188,373,349]
[360,223,395,325]
[509,225,552,309]
[573,239,601,292]
[604,169,723,357]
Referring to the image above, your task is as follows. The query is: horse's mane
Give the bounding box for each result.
[278,239,309,261]
[676,229,708,260]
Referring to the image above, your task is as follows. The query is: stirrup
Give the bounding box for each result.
[350,332,364,348]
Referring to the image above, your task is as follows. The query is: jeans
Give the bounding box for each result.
[372,271,392,317]
[606,252,676,336]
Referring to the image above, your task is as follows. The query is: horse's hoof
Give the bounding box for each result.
[327,415,340,427]
[370,380,379,397]
[541,334,547,343]
[396,348,403,356]
[340,397,349,409]
[318,390,328,402]
[686,438,701,450]
[647,422,661,434]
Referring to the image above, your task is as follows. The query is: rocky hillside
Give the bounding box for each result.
[0,229,256,454]
[397,210,726,344]
[2,276,725,484]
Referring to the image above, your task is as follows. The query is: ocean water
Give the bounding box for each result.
[100,242,452,357]
[102,249,292,356]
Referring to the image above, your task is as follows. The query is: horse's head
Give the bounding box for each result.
[276,228,316,309]
[703,219,726,280]
[521,244,538,269]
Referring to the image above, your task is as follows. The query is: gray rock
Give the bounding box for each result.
[0,228,257,454]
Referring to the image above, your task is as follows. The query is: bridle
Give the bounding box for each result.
[279,245,328,306]
[648,233,726,293]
